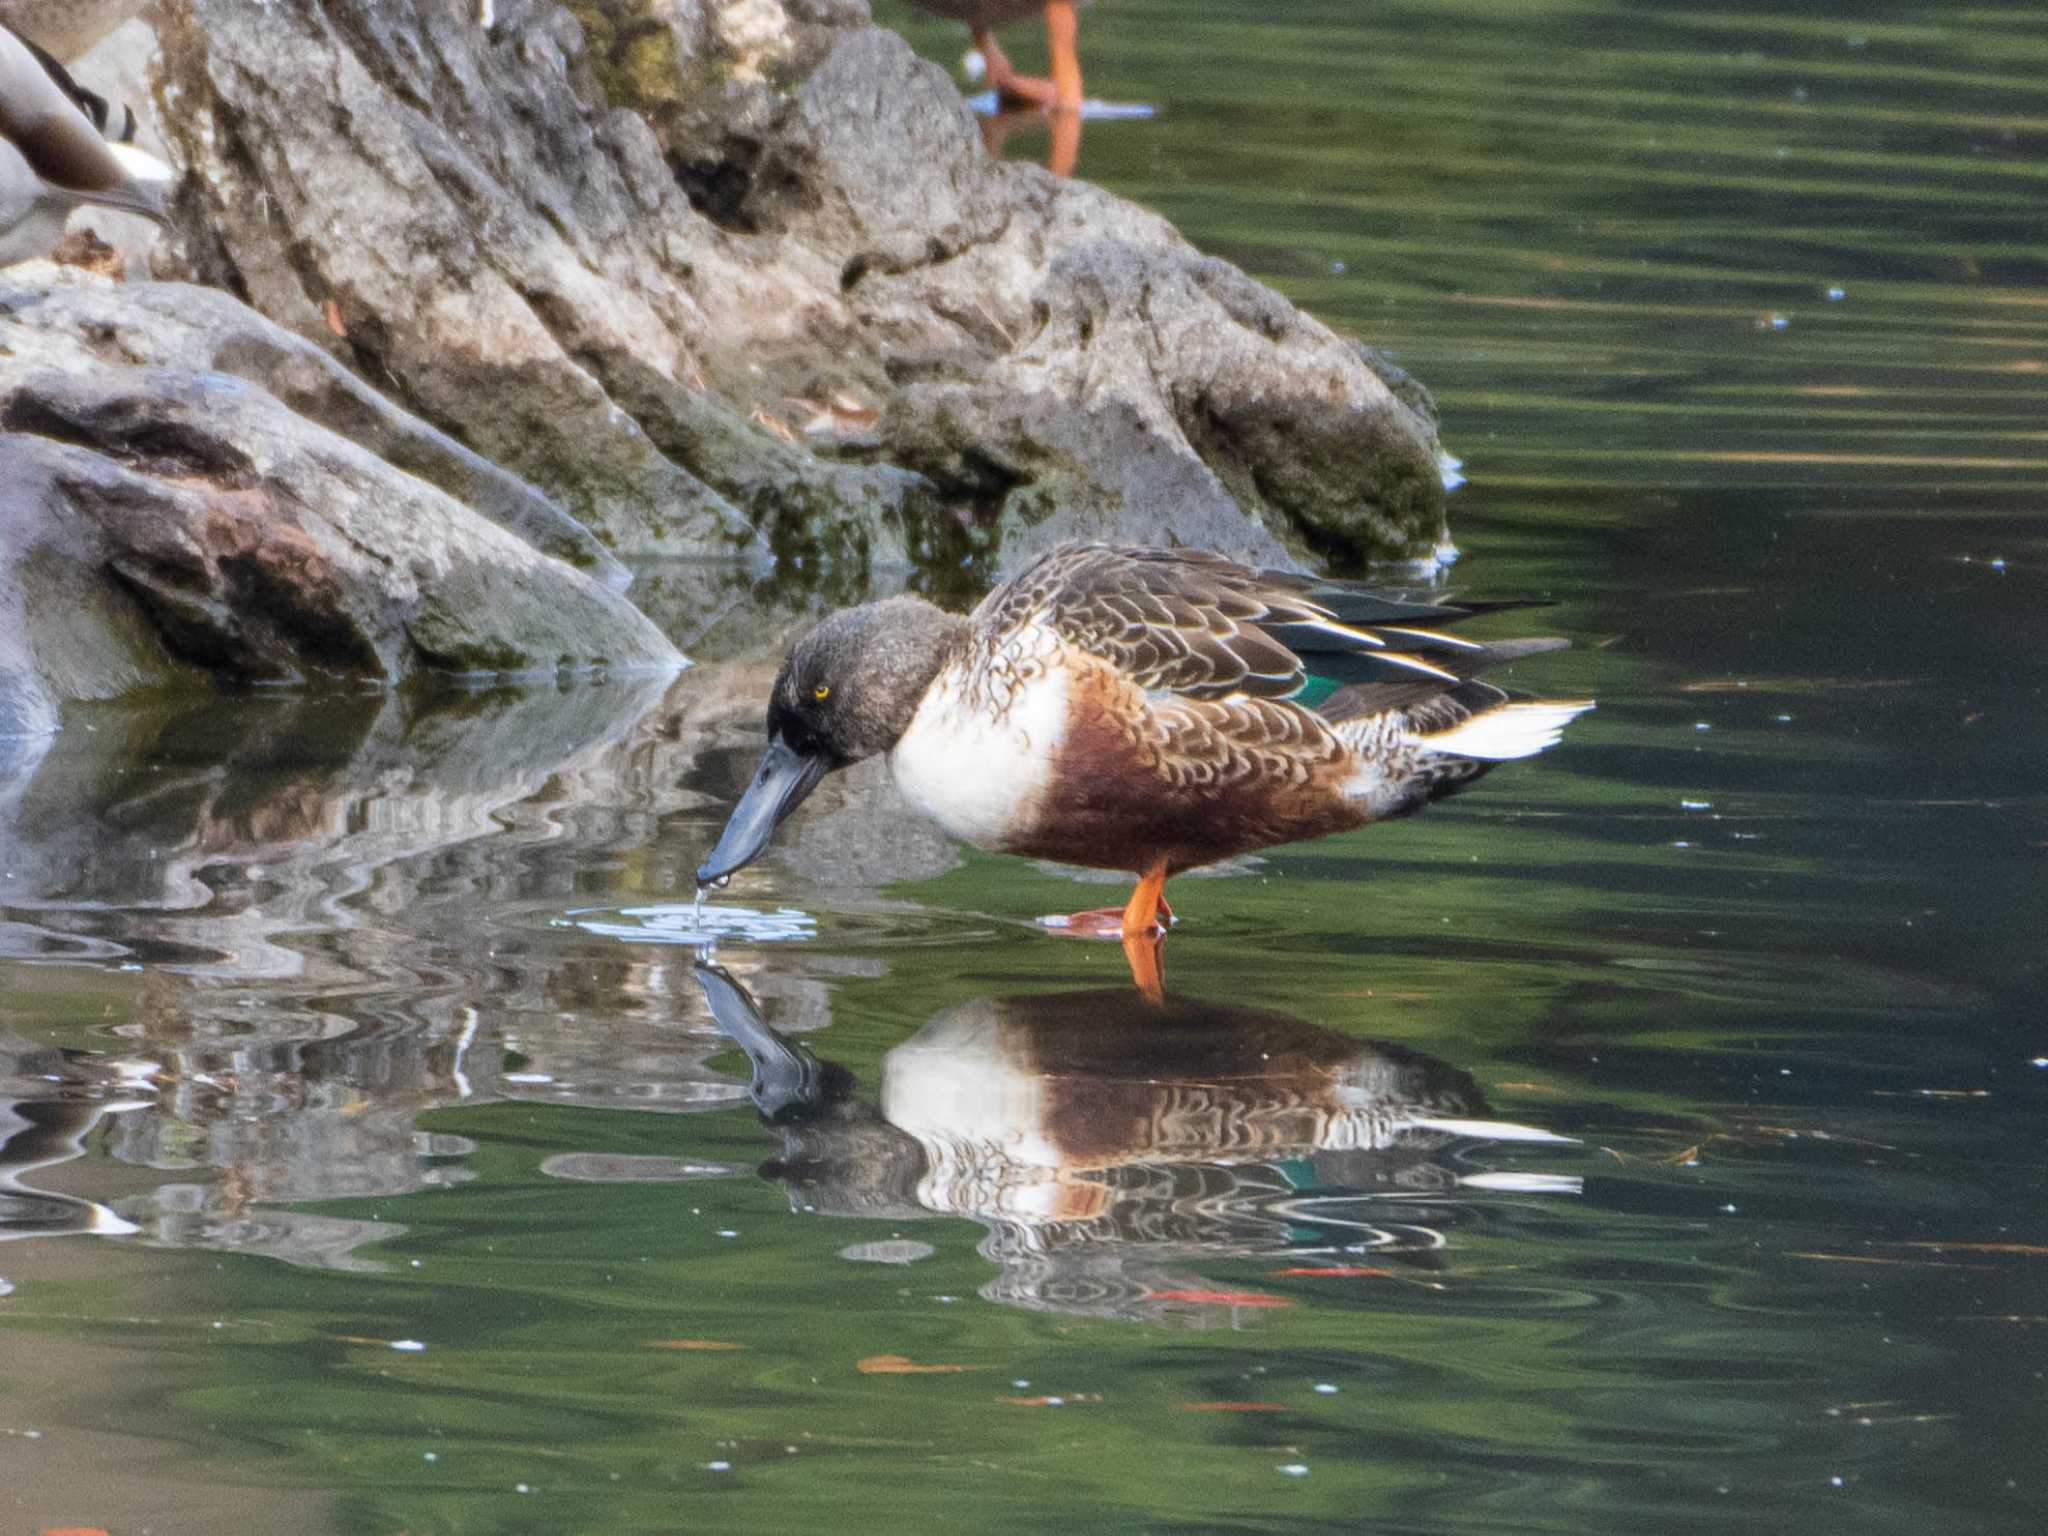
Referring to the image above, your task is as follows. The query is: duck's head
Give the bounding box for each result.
[696,596,966,885]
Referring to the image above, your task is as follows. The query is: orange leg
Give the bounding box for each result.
[1041,859,1174,939]
[1121,928,1166,1006]
[1119,855,1169,940]
[1045,1,1083,111]
[973,6,1084,111]
[974,27,1047,108]
[1046,100,1081,177]
[971,8,1083,175]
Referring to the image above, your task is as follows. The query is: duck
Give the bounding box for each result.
[697,542,1591,990]
[0,19,172,266]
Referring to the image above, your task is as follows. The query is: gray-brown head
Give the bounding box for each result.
[697,596,968,884]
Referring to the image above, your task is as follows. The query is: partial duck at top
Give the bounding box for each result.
[0,17,171,266]
[908,0,1089,174]
[698,542,1591,994]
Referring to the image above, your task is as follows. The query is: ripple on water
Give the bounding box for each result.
[547,898,998,952]
[569,902,819,946]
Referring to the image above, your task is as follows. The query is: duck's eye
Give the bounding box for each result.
[812,685,831,701]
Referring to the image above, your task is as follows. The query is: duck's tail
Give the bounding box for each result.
[1323,637,1592,817]
[1420,697,1595,761]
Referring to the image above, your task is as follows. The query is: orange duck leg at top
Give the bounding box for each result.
[939,0,1084,174]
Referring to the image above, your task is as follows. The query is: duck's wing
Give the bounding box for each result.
[971,543,1508,701]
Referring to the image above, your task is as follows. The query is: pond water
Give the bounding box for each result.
[5,1,2047,1531]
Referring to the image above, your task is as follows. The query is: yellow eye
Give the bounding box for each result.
[813,685,831,701]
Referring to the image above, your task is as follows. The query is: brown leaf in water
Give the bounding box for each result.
[1147,1288,1293,1308]
[647,1339,744,1351]
[41,1528,113,1535]
[1788,1252,1990,1269]
[856,1354,987,1375]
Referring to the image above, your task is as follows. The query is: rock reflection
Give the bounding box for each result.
[0,666,876,1274]
[694,962,1578,1323]
[0,1034,145,1242]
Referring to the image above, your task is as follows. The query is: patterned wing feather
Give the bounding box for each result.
[971,544,1497,701]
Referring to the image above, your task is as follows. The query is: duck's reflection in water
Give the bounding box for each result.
[696,964,1578,1322]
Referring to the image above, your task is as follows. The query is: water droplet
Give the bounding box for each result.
[1279,1463,1310,1477]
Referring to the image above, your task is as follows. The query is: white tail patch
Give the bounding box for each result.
[1421,699,1594,761]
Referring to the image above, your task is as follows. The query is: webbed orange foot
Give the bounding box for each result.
[1038,859,1174,942]
[1037,905,1138,940]
[1038,905,1173,939]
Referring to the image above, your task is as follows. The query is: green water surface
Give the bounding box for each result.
[4,1,2047,1531]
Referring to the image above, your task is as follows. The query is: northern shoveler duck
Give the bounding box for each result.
[698,542,1591,991]
[0,19,170,266]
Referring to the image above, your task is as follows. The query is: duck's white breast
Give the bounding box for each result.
[888,624,1069,851]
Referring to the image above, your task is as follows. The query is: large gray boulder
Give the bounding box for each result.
[151,0,1451,573]
[0,271,684,735]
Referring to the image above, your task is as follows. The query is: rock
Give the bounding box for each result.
[153,0,829,565]
[3,274,628,583]
[0,0,146,63]
[0,270,684,728]
[152,0,1451,574]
